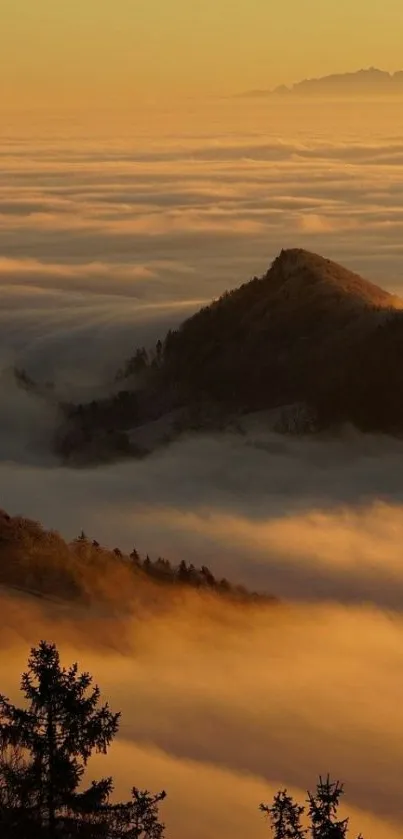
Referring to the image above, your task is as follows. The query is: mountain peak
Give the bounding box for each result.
[56,249,403,462]
[266,248,402,311]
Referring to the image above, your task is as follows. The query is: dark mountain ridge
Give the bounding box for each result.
[27,248,403,462]
[161,249,400,405]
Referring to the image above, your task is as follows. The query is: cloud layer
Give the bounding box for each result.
[1,593,402,839]
[2,102,403,382]
[2,100,403,838]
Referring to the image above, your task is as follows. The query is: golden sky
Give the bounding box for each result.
[2,0,403,109]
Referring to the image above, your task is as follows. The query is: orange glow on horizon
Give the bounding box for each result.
[3,0,403,112]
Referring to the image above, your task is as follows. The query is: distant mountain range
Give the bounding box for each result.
[236,68,403,98]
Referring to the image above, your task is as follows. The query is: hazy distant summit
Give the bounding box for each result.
[237,68,403,98]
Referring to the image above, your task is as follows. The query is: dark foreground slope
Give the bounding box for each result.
[54,249,403,462]
[0,509,272,608]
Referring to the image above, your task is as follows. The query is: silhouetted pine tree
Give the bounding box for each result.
[308,776,351,839]
[260,789,306,838]
[107,788,166,838]
[130,547,141,565]
[261,777,363,839]
[0,641,119,837]
[0,643,167,838]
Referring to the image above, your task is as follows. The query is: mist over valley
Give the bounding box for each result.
[2,98,403,837]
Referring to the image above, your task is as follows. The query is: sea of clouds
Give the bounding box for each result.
[2,98,403,837]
